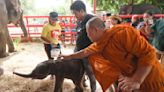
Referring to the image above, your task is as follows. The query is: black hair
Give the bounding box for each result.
[70,0,86,12]
[106,13,111,17]
[117,20,121,24]
[49,12,58,18]
[114,18,122,24]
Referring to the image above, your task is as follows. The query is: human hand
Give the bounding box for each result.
[117,75,141,92]
[57,54,71,61]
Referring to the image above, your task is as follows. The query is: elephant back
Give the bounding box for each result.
[120,4,161,15]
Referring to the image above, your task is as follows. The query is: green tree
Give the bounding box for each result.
[96,0,164,13]
[21,0,35,15]
[20,0,72,15]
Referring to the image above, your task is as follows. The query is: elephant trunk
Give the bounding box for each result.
[19,12,28,37]
[13,71,32,78]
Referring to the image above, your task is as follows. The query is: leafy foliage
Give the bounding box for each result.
[20,0,72,15]
[96,0,164,13]
[21,0,34,15]
[19,0,164,15]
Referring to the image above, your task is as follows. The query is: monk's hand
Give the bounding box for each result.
[57,54,71,61]
[118,75,140,92]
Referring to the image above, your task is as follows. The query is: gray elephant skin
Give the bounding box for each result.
[13,59,96,92]
[0,0,27,58]
[119,4,161,14]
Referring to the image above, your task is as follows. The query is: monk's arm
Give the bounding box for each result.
[118,65,152,91]
[69,50,92,59]
[132,65,152,84]
[117,26,156,91]
[121,27,156,83]
[58,49,93,60]
[58,41,102,60]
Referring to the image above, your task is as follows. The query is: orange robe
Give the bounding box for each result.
[84,24,164,92]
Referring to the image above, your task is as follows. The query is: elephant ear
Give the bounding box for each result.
[9,0,22,13]
[7,0,23,24]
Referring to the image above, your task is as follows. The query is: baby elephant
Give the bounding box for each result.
[13,59,95,92]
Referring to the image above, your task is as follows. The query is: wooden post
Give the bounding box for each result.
[93,0,96,14]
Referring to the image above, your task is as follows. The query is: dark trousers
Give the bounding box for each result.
[44,44,52,59]
[44,43,61,59]
[74,48,96,91]
[82,58,96,92]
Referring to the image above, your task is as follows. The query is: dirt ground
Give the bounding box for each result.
[0,42,105,92]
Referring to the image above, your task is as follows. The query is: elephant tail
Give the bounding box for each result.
[13,71,32,78]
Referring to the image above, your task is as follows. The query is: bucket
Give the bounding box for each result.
[51,48,61,57]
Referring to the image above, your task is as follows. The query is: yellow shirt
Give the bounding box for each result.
[41,22,62,44]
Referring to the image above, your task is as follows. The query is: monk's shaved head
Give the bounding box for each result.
[86,17,106,42]
[86,17,105,30]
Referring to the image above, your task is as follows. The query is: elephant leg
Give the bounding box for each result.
[0,1,9,57]
[54,76,64,92]
[5,28,15,52]
[73,79,83,92]
[0,32,9,58]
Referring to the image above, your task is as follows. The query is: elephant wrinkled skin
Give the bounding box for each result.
[119,4,161,15]
[13,59,96,92]
[0,0,27,58]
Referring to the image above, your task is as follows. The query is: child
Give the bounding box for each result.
[41,12,65,60]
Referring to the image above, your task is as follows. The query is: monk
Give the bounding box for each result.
[57,17,164,92]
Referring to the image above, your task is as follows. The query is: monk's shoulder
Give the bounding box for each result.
[114,24,139,35]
